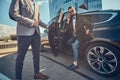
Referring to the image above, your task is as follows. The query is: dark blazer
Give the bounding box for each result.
[76,14,94,42]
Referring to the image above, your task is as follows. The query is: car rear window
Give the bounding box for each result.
[92,14,112,24]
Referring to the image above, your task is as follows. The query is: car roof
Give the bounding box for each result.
[48,9,120,25]
[79,9,120,15]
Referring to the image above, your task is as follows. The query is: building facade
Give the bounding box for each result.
[49,0,102,19]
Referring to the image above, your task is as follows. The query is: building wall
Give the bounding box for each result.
[49,0,102,20]
[88,0,102,10]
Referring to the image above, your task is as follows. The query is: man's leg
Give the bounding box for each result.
[31,31,49,79]
[72,39,80,62]
[31,31,40,74]
[67,39,80,70]
[16,36,32,80]
[67,36,76,46]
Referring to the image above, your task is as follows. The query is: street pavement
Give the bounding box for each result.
[0,49,120,80]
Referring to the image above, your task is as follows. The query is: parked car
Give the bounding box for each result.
[41,30,49,51]
[48,10,120,76]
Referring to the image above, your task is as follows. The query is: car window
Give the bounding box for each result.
[63,12,69,19]
[92,14,112,24]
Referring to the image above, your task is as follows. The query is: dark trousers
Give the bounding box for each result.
[16,31,40,79]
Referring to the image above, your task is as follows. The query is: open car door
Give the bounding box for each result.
[48,11,65,57]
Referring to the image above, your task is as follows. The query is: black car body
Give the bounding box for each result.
[47,10,120,76]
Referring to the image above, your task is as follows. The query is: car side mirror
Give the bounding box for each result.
[44,29,48,33]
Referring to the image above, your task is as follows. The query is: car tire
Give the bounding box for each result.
[85,42,120,76]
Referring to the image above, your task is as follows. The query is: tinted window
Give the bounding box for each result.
[92,14,112,23]
[64,12,69,18]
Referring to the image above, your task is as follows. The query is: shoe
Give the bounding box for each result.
[34,73,49,80]
[40,73,49,79]
[67,64,79,70]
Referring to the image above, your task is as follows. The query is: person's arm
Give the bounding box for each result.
[86,29,90,35]
[39,20,48,29]
[84,25,91,35]
[9,0,34,27]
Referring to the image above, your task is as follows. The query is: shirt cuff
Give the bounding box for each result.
[31,20,34,27]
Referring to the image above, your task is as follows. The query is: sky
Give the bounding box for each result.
[0,0,50,26]
[0,0,50,33]
[102,0,120,10]
[0,0,120,35]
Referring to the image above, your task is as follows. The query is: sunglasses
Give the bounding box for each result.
[69,9,74,13]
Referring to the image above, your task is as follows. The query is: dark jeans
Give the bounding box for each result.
[67,36,76,46]
[16,31,40,79]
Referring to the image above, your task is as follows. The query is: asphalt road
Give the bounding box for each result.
[0,50,120,80]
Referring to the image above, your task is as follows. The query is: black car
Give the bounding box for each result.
[48,10,120,76]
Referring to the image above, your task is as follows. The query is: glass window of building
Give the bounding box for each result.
[64,0,74,3]
[49,0,102,20]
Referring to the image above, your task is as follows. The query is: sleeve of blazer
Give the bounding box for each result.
[9,0,34,27]
[39,19,48,29]
[38,12,48,29]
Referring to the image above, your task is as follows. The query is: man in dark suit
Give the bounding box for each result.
[9,0,49,80]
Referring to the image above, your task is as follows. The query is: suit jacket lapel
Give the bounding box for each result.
[24,0,34,14]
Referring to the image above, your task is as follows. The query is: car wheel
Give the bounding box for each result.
[85,42,120,76]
